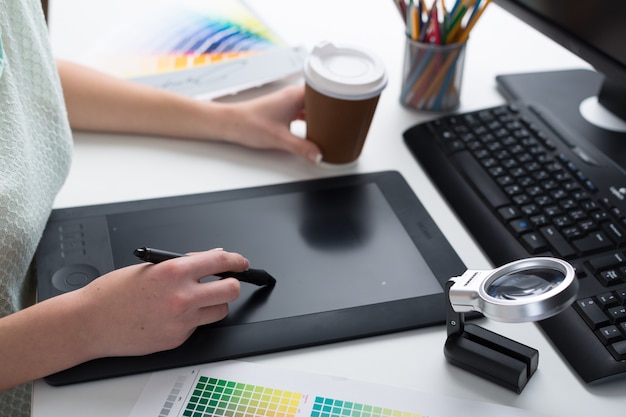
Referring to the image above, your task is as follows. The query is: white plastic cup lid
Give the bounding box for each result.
[304,41,388,100]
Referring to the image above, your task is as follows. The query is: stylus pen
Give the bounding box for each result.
[133,247,276,287]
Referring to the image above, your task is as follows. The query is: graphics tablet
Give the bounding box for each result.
[35,171,465,385]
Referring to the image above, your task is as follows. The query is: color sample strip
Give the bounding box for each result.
[79,0,284,79]
[183,376,302,417]
[159,375,187,417]
[312,396,422,417]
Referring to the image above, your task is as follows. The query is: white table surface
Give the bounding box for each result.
[33,1,626,416]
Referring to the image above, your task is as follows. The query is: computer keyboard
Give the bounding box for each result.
[403,102,626,384]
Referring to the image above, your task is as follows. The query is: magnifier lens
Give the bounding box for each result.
[486,268,565,300]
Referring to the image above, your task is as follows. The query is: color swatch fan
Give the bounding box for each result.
[48,0,306,99]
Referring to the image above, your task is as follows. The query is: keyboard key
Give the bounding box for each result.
[498,206,521,221]
[597,292,619,309]
[569,209,587,220]
[540,226,576,258]
[582,200,599,211]
[575,298,610,329]
[587,253,626,272]
[585,180,598,192]
[544,205,562,216]
[530,214,548,226]
[572,232,614,255]
[520,232,548,254]
[479,155,496,166]
[512,194,531,205]
[496,175,514,186]
[504,184,523,195]
[509,219,532,235]
[572,189,589,200]
[592,211,610,222]
[615,289,626,304]
[597,270,623,287]
[602,222,626,246]
[554,215,573,227]
[562,226,582,240]
[608,340,626,361]
[598,325,624,345]
[607,306,626,324]
[578,219,597,232]
[522,204,540,216]
[535,195,552,206]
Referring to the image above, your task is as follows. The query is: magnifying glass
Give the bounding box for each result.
[444,257,578,393]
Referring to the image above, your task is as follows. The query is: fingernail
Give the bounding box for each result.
[309,152,323,164]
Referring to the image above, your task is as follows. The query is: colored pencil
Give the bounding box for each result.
[395,0,492,111]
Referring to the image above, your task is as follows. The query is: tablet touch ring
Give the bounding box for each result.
[51,264,100,293]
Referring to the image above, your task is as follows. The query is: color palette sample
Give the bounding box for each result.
[179,376,422,417]
[130,361,550,417]
[53,0,285,79]
[104,3,281,78]
[312,397,422,417]
[183,376,301,417]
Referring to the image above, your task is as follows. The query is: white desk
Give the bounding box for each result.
[34,1,626,416]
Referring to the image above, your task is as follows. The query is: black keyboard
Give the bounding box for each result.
[403,103,626,384]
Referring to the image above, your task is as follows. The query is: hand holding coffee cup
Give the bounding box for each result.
[304,41,388,167]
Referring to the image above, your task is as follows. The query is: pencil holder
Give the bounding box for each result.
[400,37,467,112]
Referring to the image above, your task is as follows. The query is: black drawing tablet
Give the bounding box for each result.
[35,170,465,385]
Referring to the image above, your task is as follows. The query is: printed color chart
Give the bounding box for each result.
[179,376,421,417]
[312,397,421,417]
[183,377,301,417]
[130,361,552,417]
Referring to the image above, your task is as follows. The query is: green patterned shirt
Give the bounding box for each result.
[0,0,73,414]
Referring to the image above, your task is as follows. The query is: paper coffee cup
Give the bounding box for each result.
[304,41,387,165]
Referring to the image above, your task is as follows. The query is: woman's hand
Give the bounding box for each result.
[57,60,321,163]
[215,85,321,163]
[0,249,247,389]
[77,249,246,358]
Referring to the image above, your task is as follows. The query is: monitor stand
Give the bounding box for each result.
[496,69,626,173]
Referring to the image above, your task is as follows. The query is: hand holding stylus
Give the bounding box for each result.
[133,247,276,287]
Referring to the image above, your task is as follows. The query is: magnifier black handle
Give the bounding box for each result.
[444,323,538,393]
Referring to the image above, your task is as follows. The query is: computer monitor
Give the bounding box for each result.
[493,0,626,171]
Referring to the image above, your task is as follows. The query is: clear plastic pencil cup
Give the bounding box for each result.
[400,37,467,112]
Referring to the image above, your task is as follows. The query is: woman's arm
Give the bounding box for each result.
[56,60,321,163]
[0,249,245,391]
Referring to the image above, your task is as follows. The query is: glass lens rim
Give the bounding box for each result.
[479,257,575,306]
